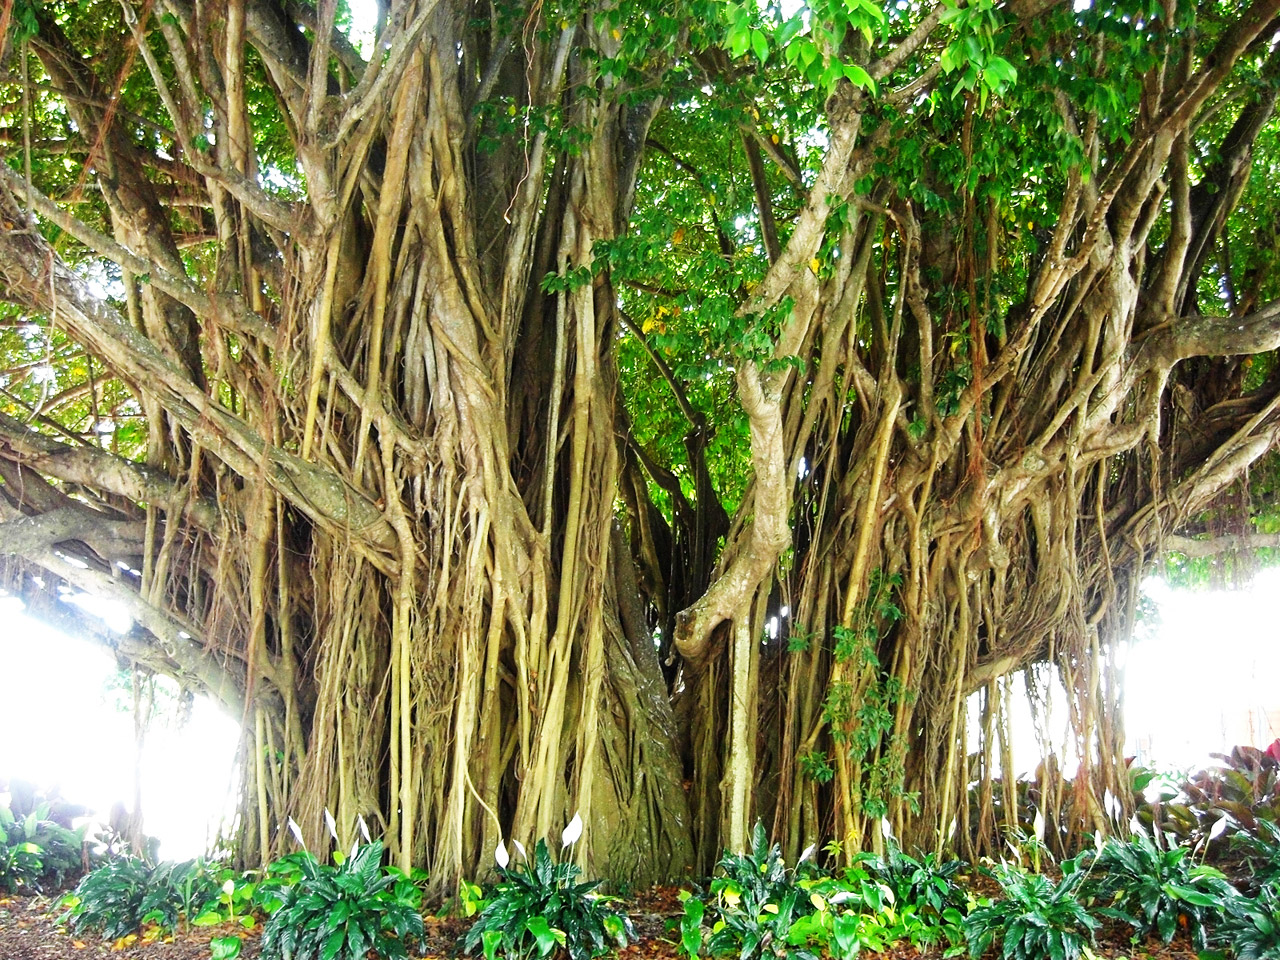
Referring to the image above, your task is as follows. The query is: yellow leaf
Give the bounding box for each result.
[672,226,685,244]
[642,317,656,334]
[810,893,827,911]
[809,257,821,274]
[612,28,621,40]
[72,942,86,949]
[763,903,779,914]
[771,133,779,144]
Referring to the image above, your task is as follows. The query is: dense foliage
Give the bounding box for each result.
[462,838,631,960]
[1084,830,1237,949]
[62,855,234,941]
[260,841,425,960]
[45,781,1280,960]
[0,787,86,894]
[962,862,1098,960]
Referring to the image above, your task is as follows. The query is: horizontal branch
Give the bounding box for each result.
[0,412,223,531]
[0,200,398,562]
[0,505,144,561]
[1164,532,1280,558]
[1133,299,1280,373]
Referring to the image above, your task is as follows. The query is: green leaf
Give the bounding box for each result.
[985,56,1018,88]
[321,927,346,960]
[210,936,242,960]
[481,928,504,960]
[527,916,560,958]
[1163,884,1220,908]
[842,63,878,95]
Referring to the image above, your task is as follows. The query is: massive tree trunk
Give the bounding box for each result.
[0,0,694,889]
[2,0,1280,887]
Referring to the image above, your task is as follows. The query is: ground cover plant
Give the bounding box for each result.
[852,835,967,922]
[1216,878,1280,960]
[260,838,425,960]
[670,824,967,960]
[962,860,1098,960]
[1082,828,1238,950]
[0,793,87,894]
[695,823,817,960]
[19,792,1280,960]
[61,855,230,941]
[462,817,632,960]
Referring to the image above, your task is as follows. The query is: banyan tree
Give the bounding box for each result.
[2,0,1280,891]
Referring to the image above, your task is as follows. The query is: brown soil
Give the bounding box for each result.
[0,890,1207,960]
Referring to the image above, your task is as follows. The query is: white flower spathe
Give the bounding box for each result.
[561,812,583,847]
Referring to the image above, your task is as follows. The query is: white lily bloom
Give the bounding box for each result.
[495,839,510,869]
[561,812,583,847]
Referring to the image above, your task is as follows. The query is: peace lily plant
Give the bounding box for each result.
[465,813,632,960]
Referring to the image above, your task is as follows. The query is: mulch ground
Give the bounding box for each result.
[0,888,1205,960]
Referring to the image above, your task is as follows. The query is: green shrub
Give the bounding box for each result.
[1233,816,1280,888]
[700,822,817,960]
[259,839,424,960]
[851,836,966,919]
[782,882,965,959]
[962,861,1098,960]
[62,857,156,940]
[1135,746,1280,853]
[0,799,86,893]
[62,855,242,940]
[462,836,631,960]
[681,826,963,960]
[1083,829,1236,949]
[1217,879,1280,960]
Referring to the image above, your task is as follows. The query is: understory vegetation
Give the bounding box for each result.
[0,784,87,895]
[38,750,1280,959]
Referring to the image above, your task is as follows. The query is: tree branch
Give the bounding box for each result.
[673,363,790,664]
[1165,532,1280,557]
[1140,298,1280,368]
[0,412,223,532]
[0,207,398,561]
